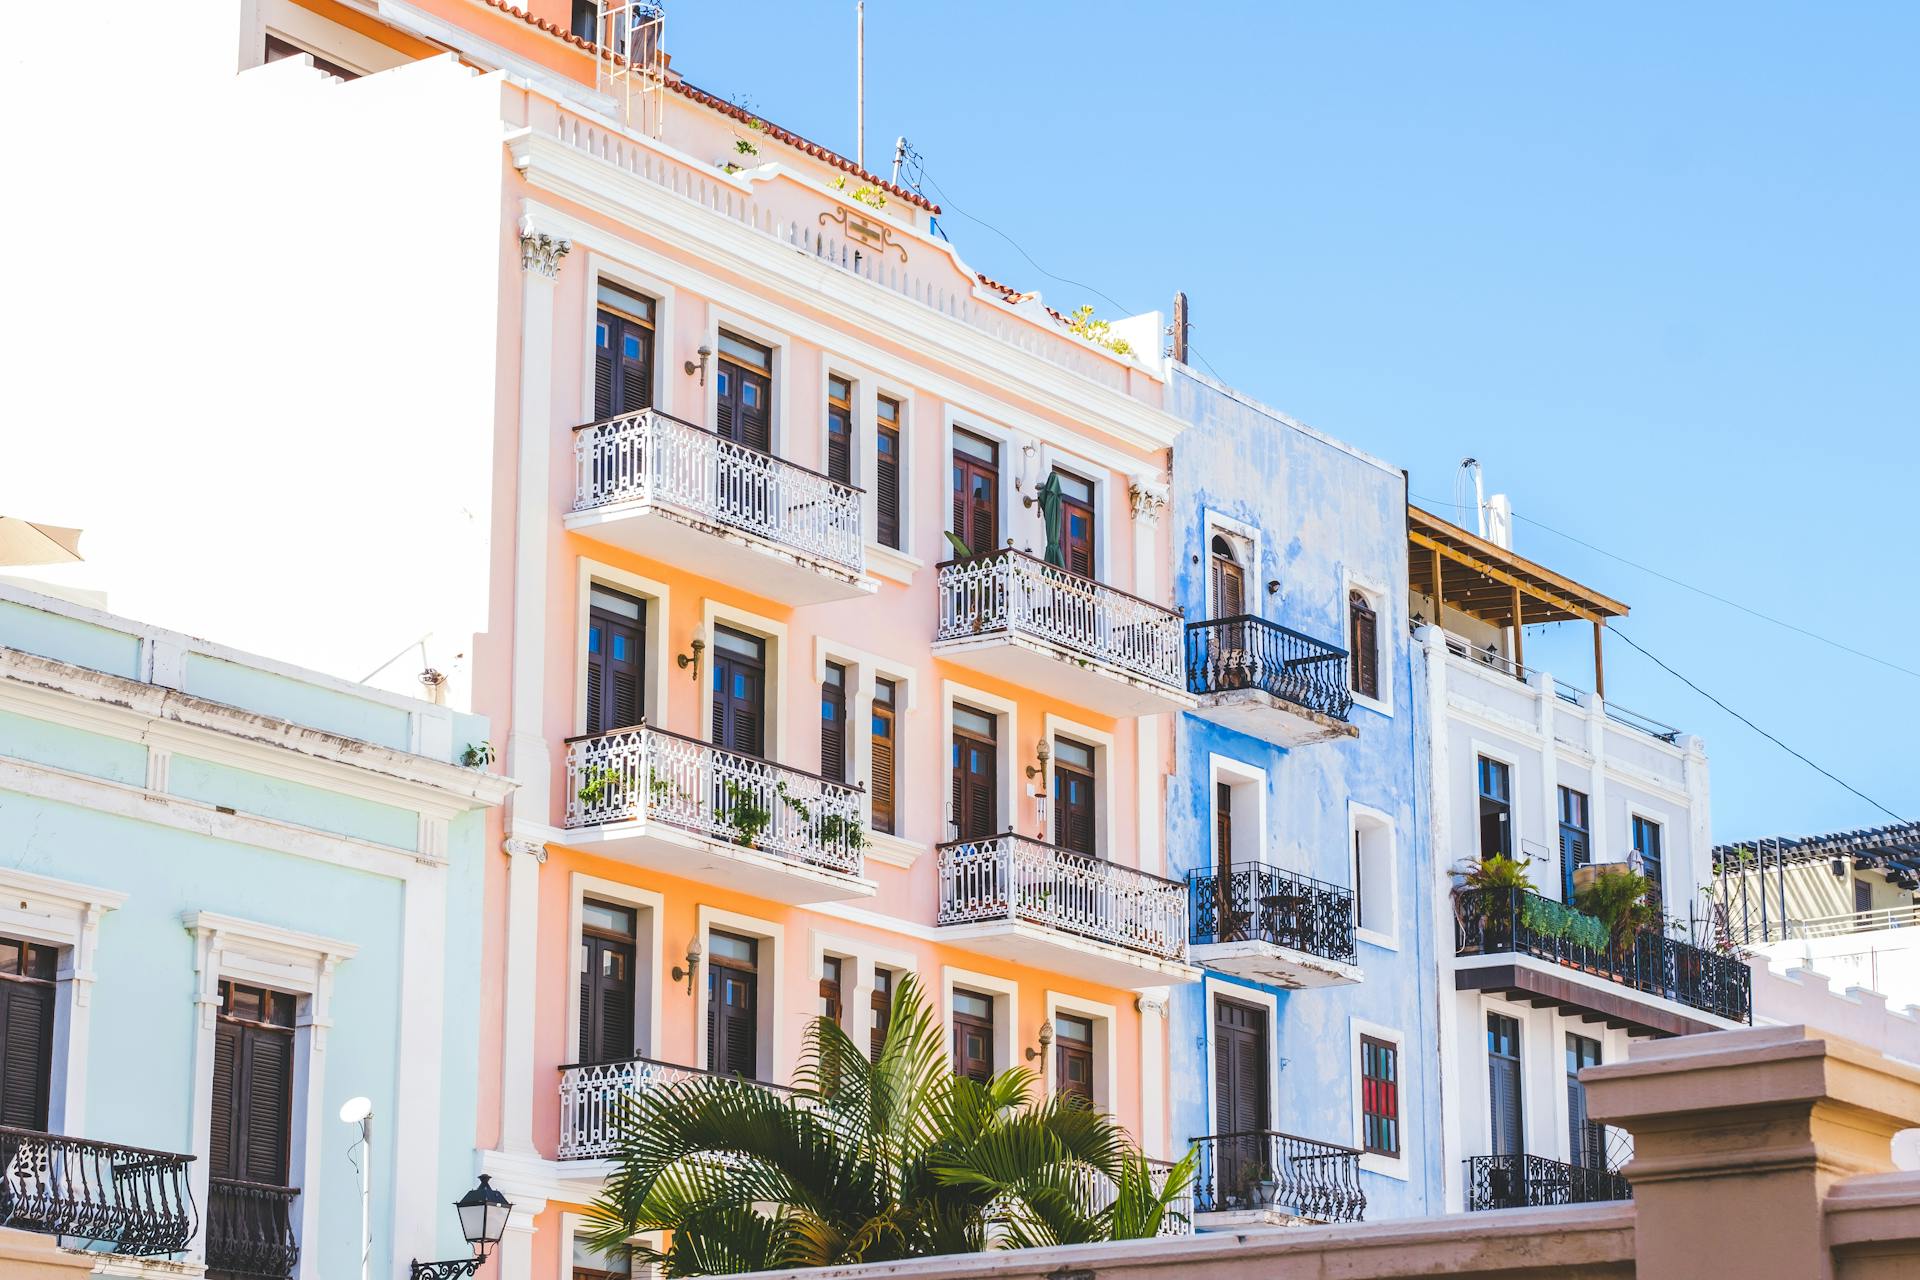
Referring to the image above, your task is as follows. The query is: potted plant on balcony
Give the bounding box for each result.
[721,780,773,849]
[1453,855,1534,949]
[576,765,623,810]
[1574,867,1657,959]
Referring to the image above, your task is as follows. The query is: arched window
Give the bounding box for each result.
[1349,590,1379,700]
[1209,535,1245,619]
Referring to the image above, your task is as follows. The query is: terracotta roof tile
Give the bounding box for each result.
[479,1,937,211]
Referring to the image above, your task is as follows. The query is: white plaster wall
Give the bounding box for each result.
[0,8,507,709]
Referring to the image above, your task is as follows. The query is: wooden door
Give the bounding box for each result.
[1213,998,1270,1206]
[211,982,295,1185]
[578,900,637,1065]
[950,707,998,840]
[1054,471,1095,578]
[826,375,854,485]
[594,284,655,420]
[1348,590,1379,699]
[708,952,758,1079]
[1209,536,1245,619]
[1488,1013,1524,1159]
[0,935,56,1131]
[870,968,894,1062]
[820,662,848,783]
[710,628,766,758]
[951,989,994,1084]
[714,334,772,452]
[1565,1033,1603,1169]
[1052,738,1096,856]
[951,432,999,557]
[586,590,645,736]
[1055,1014,1094,1105]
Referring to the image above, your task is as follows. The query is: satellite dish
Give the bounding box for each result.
[339,1096,373,1124]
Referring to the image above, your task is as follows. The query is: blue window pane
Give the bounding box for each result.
[588,625,602,654]
[611,636,628,661]
[743,384,760,408]
[624,335,641,359]
[716,371,729,395]
[596,322,609,348]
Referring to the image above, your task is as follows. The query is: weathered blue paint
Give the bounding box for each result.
[1165,367,1443,1219]
[0,585,501,1272]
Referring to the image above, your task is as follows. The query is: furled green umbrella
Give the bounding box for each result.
[1035,472,1065,568]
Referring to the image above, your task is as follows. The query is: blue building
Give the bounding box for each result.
[0,583,510,1276]
[1164,367,1444,1224]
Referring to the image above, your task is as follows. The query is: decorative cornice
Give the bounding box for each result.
[503,836,549,863]
[1135,994,1169,1018]
[518,214,572,278]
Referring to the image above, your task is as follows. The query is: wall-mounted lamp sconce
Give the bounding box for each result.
[684,343,712,386]
[1025,737,1052,781]
[1024,1019,1054,1063]
[671,937,704,996]
[1266,579,1281,595]
[677,636,706,683]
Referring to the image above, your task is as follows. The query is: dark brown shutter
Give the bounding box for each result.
[0,977,54,1131]
[952,729,996,840]
[243,1031,293,1183]
[950,460,967,554]
[587,603,644,735]
[820,664,847,784]
[1060,493,1095,578]
[876,426,901,548]
[1488,1014,1524,1158]
[826,404,852,486]
[210,1020,240,1177]
[1214,781,1233,870]
[594,318,617,420]
[870,680,896,835]
[1054,765,1095,855]
[1349,592,1379,699]
[713,965,757,1078]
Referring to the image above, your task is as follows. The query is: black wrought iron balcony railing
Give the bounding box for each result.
[1185,616,1353,720]
[1454,886,1753,1023]
[1190,1131,1366,1223]
[1465,1154,1631,1211]
[1189,862,1357,965]
[0,1127,196,1257]
[206,1177,300,1279]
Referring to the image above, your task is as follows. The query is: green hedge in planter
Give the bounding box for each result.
[1520,895,1611,952]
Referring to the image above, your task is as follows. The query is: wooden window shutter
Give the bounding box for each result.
[621,322,652,417]
[870,680,896,835]
[820,664,847,783]
[209,1020,241,1178]
[594,317,617,420]
[0,978,54,1131]
[243,1030,293,1183]
[1349,591,1378,699]
[877,427,901,548]
[1215,782,1232,870]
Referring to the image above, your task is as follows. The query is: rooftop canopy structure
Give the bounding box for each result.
[1407,505,1630,696]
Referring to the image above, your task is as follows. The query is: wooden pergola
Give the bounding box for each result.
[1407,506,1630,697]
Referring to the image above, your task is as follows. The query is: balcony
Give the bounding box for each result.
[1185,617,1357,746]
[1188,863,1362,988]
[0,1127,196,1258]
[562,725,874,904]
[1454,887,1753,1035]
[558,1056,795,1161]
[1465,1155,1631,1211]
[933,550,1192,716]
[1190,1131,1366,1225]
[935,834,1200,988]
[206,1177,300,1278]
[1069,1159,1192,1238]
[566,410,874,606]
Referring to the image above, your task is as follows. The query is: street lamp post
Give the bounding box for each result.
[409,1174,514,1279]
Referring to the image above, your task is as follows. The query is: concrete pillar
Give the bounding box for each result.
[1585,1024,1920,1280]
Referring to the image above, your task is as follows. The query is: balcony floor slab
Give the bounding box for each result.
[1191,689,1358,747]
[565,502,876,606]
[556,820,876,904]
[936,918,1201,989]
[1191,940,1363,989]
[933,632,1194,717]
[1454,954,1747,1037]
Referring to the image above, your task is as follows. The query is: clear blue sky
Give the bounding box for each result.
[671,1,1919,842]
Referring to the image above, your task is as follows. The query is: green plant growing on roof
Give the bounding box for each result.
[1064,305,1133,357]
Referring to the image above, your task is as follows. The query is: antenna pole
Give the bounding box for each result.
[1171,292,1190,363]
[891,136,906,187]
[855,2,865,168]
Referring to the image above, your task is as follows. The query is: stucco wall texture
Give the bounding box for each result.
[1164,367,1444,1218]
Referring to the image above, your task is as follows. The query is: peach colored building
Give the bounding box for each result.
[206,5,1200,1277]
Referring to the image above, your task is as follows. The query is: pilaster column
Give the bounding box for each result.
[493,1197,548,1280]
[498,837,547,1155]
[1136,991,1169,1159]
[1415,625,1464,1214]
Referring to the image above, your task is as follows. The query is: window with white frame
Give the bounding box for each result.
[1346,577,1389,709]
[1350,1018,1406,1177]
[1351,807,1397,946]
[0,869,122,1136]
[1210,757,1266,875]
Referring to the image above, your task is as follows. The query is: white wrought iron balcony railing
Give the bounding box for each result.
[1065,1159,1193,1237]
[935,549,1185,692]
[564,724,865,877]
[574,409,864,575]
[936,834,1188,964]
[557,1056,796,1160]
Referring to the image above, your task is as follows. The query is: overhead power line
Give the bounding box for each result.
[1411,494,1920,684]
[1610,625,1908,824]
